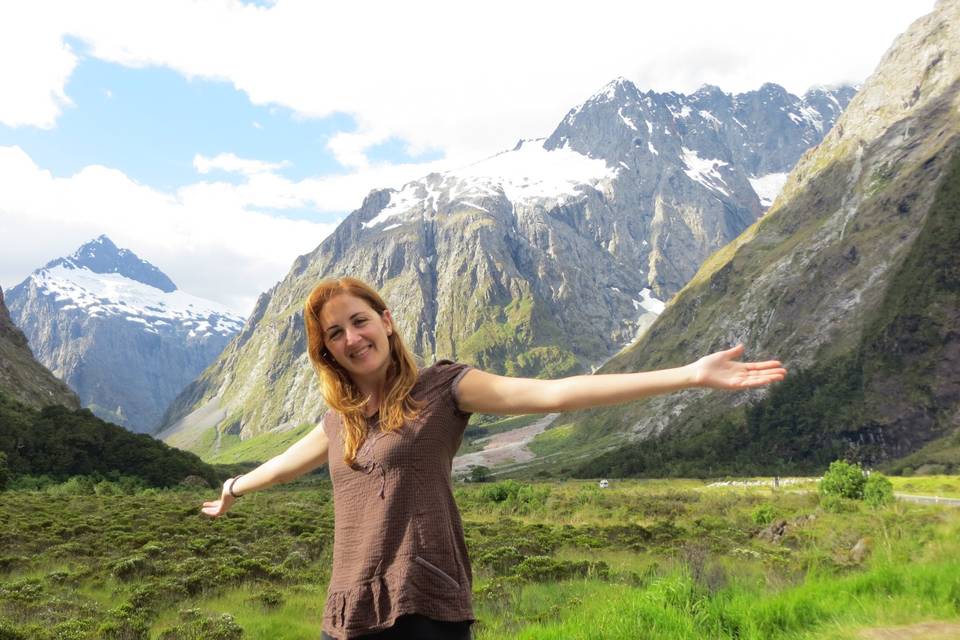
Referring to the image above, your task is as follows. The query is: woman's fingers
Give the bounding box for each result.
[201,500,225,517]
[739,372,786,387]
[744,360,783,370]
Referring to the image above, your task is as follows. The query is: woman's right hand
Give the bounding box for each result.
[201,478,237,518]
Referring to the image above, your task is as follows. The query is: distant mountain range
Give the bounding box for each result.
[157,79,854,460]
[6,236,244,432]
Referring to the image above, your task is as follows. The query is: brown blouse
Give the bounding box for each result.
[320,360,476,640]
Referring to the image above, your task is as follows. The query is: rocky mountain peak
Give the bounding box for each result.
[44,235,177,293]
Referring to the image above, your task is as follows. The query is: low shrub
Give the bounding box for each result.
[514,555,608,582]
[248,586,285,609]
[820,460,866,500]
[157,611,243,640]
[864,473,894,508]
[752,504,777,525]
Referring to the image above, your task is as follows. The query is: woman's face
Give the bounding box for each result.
[319,293,394,382]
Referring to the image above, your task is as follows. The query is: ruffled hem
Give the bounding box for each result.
[322,568,473,639]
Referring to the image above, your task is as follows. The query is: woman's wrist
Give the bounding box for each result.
[227,475,244,498]
[681,363,703,389]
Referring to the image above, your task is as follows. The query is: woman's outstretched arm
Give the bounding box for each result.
[201,424,330,517]
[456,344,787,416]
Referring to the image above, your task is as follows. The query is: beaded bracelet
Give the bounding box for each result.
[227,475,244,498]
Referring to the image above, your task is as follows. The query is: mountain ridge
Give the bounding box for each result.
[545,0,960,478]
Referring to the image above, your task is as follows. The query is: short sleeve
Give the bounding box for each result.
[449,363,475,420]
[425,359,475,420]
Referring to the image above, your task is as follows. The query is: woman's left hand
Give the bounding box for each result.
[689,344,787,390]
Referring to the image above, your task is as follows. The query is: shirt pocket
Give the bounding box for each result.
[413,511,462,591]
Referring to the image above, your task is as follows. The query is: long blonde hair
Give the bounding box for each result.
[304,277,421,466]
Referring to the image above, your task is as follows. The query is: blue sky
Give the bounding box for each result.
[0,42,441,219]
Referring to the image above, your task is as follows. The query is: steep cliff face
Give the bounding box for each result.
[554,0,960,476]
[158,80,852,457]
[0,286,80,411]
[6,236,243,432]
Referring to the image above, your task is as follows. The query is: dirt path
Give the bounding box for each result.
[858,621,960,639]
[452,413,559,472]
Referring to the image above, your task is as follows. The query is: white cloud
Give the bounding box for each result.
[193,152,290,176]
[0,145,458,315]
[0,146,336,316]
[0,0,939,316]
[1,0,936,162]
[0,7,76,128]
[326,130,387,171]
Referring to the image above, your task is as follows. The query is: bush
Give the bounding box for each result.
[480,480,521,503]
[751,504,777,525]
[515,556,608,582]
[819,460,866,500]
[476,546,526,575]
[0,621,29,640]
[248,586,285,609]
[46,475,96,496]
[7,475,55,491]
[864,473,895,508]
[469,466,492,483]
[157,611,243,640]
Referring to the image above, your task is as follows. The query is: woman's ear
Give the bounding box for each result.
[382,309,394,336]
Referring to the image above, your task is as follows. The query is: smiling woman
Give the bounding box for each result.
[201,276,786,639]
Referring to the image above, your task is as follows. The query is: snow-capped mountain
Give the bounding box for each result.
[6,236,244,432]
[159,79,853,454]
[359,79,854,299]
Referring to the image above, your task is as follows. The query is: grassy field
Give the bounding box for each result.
[888,475,960,499]
[1,477,958,639]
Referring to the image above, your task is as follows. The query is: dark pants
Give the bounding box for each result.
[321,614,473,640]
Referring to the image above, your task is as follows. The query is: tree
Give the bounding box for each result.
[0,451,8,490]
[469,466,492,483]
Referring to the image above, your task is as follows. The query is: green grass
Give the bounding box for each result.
[149,581,326,640]
[207,422,317,465]
[2,477,959,639]
[889,475,960,499]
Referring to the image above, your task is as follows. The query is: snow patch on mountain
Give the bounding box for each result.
[31,265,243,337]
[681,147,730,196]
[634,288,666,314]
[363,141,617,228]
[749,172,789,207]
